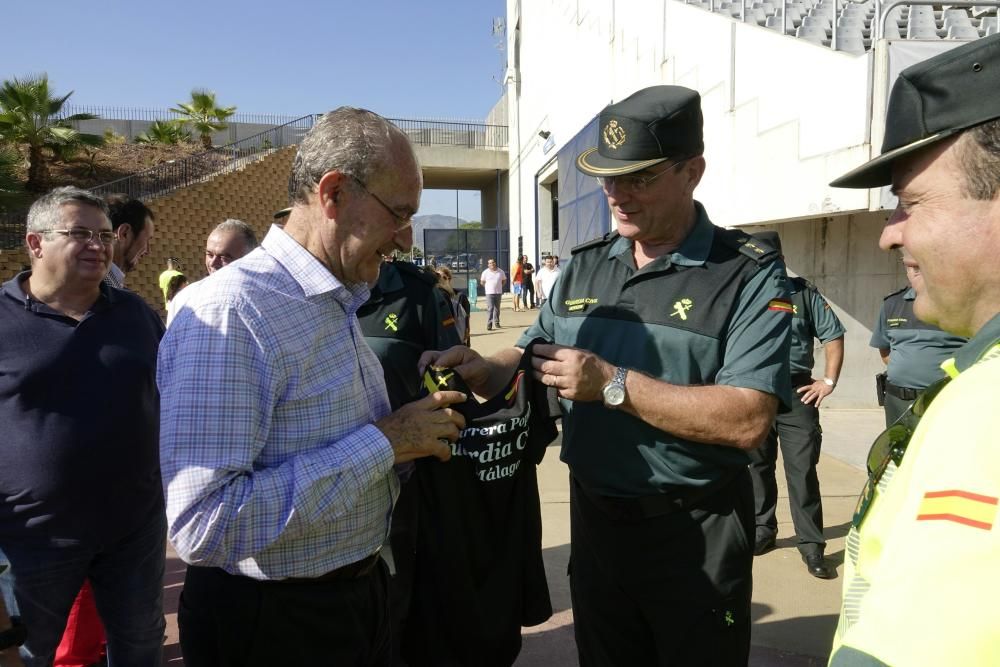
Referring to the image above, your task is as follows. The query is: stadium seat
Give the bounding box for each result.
[907,23,941,38]
[946,23,980,38]
[796,23,829,42]
[834,32,868,52]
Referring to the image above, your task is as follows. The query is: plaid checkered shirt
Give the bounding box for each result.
[158,225,397,579]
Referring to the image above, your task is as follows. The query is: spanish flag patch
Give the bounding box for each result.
[442,317,455,328]
[767,298,794,313]
[916,490,998,530]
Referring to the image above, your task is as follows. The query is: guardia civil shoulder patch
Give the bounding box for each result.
[916,489,998,530]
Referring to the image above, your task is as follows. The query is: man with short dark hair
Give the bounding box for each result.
[424,85,792,665]
[828,34,1000,665]
[204,218,257,275]
[159,108,467,666]
[0,186,166,667]
[103,193,155,288]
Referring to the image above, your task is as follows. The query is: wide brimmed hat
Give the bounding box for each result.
[576,85,704,177]
[832,33,1000,189]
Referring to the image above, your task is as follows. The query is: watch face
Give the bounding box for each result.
[603,384,625,406]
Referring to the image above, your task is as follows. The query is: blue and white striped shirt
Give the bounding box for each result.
[158,225,397,579]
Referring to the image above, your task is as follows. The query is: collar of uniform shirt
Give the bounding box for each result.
[261,224,371,312]
[953,312,1000,373]
[608,200,715,269]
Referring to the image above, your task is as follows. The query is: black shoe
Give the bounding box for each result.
[753,534,776,556]
[487,324,492,331]
[803,553,835,579]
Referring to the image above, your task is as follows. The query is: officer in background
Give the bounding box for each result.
[355,227,462,667]
[871,265,966,426]
[828,34,1000,665]
[748,232,844,580]
[422,85,792,665]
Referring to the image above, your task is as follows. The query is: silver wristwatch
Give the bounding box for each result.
[602,367,629,408]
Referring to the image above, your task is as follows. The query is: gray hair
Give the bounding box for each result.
[211,218,258,250]
[27,186,109,233]
[958,118,1000,201]
[287,107,411,205]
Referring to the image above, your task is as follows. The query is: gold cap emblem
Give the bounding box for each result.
[602,119,626,150]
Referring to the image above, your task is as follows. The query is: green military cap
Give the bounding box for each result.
[576,85,704,176]
[832,33,1000,189]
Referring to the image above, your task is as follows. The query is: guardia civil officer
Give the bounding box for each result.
[421,85,793,665]
[829,34,1000,665]
[748,232,844,579]
[871,266,966,426]
[357,238,462,667]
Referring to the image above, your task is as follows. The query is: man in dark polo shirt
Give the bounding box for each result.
[871,266,967,426]
[422,86,792,665]
[358,249,461,666]
[748,232,845,579]
[0,187,166,667]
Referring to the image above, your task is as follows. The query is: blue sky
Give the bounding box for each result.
[1,0,506,218]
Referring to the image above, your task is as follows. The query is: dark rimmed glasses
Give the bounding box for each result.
[852,376,951,529]
[351,177,414,229]
[39,228,117,245]
[595,157,690,193]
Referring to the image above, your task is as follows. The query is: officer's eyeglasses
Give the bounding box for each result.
[595,158,689,193]
[352,177,414,229]
[39,228,117,245]
[852,376,951,529]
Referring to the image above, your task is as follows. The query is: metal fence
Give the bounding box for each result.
[88,115,313,201]
[423,228,510,297]
[0,209,28,251]
[389,118,508,150]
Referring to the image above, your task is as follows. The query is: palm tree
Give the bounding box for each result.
[135,119,191,145]
[0,74,103,191]
[170,89,236,149]
[0,144,26,210]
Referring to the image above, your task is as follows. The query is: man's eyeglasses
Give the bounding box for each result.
[352,177,414,229]
[39,228,117,245]
[595,158,689,193]
[852,376,951,529]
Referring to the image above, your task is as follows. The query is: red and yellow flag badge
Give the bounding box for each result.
[442,316,455,328]
[916,490,998,530]
[767,298,794,314]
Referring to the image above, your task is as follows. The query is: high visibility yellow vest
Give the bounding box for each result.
[830,343,1000,666]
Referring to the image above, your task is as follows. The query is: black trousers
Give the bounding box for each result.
[569,471,754,667]
[748,394,825,554]
[178,559,391,667]
[522,278,535,307]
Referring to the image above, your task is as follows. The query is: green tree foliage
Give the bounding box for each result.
[0,74,103,191]
[170,89,236,149]
[135,119,192,145]
[0,144,26,210]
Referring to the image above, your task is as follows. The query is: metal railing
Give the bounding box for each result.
[88,115,313,201]
[59,104,305,128]
[389,118,508,149]
[0,208,28,251]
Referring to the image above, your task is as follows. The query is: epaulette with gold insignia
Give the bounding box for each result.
[721,229,780,266]
[394,260,438,286]
[571,231,620,256]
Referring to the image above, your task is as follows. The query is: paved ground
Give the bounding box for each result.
[162,297,883,666]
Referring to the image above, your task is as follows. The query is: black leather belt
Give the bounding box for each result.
[282,551,381,584]
[573,469,741,521]
[884,380,919,401]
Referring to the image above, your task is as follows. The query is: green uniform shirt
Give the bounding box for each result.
[517,203,793,496]
[787,277,846,374]
[870,287,967,390]
[357,261,462,410]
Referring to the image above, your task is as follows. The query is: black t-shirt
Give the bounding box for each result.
[403,341,557,666]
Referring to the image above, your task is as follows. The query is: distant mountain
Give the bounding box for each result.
[412,213,468,231]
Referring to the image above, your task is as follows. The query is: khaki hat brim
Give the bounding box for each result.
[576,147,670,177]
